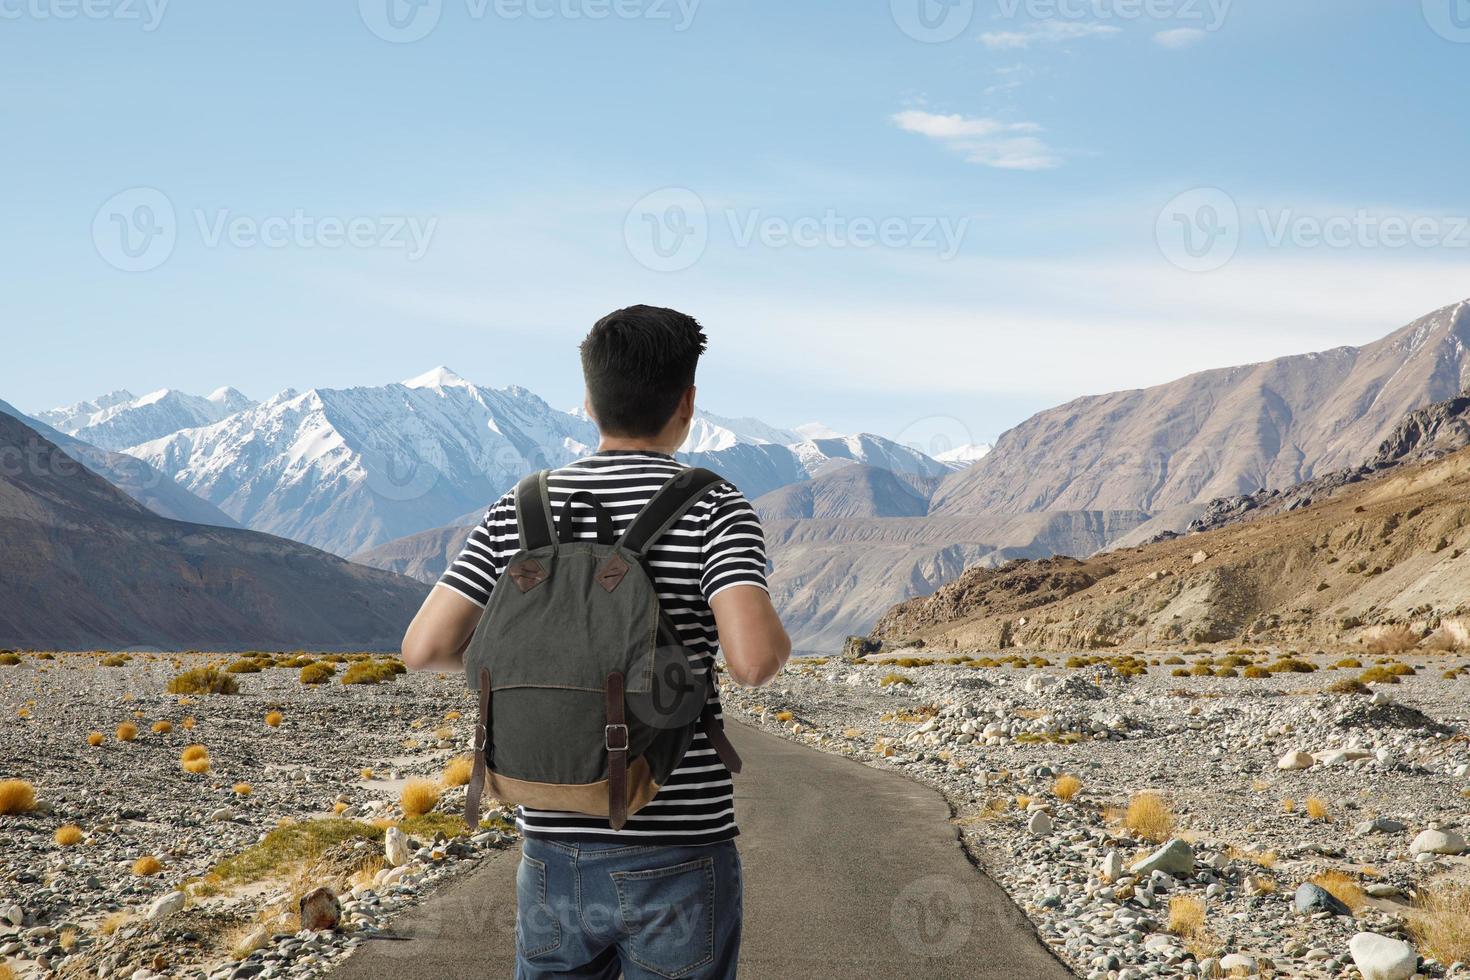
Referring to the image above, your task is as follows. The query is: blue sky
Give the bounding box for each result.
[4,0,1468,447]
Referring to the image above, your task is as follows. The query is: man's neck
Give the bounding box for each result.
[596,436,679,456]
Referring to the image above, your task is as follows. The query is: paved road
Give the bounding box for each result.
[336,723,1073,979]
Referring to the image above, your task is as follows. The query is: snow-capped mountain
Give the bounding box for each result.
[683,410,800,453]
[127,370,598,556]
[38,386,255,450]
[935,443,993,468]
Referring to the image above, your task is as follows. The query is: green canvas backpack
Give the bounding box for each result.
[463,466,744,830]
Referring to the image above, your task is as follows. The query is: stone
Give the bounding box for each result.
[1294,882,1351,916]
[1219,953,1255,973]
[1132,839,1194,877]
[1355,817,1407,836]
[384,826,411,867]
[0,904,22,927]
[1191,550,1210,565]
[1348,932,1417,980]
[1027,810,1053,835]
[1100,850,1125,883]
[209,807,236,823]
[237,926,270,956]
[1410,828,1468,856]
[146,892,186,921]
[298,887,341,931]
[1278,750,1314,770]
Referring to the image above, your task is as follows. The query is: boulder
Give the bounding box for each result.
[1348,932,1417,980]
[384,826,411,867]
[298,887,341,931]
[1027,811,1054,836]
[1294,882,1351,916]
[146,891,186,921]
[1354,817,1407,836]
[1408,828,1468,856]
[1131,839,1194,877]
[1278,750,1314,771]
[1219,953,1255,973]
[1100,850,1124,883]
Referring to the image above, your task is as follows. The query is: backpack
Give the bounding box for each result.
[463,466,744,830]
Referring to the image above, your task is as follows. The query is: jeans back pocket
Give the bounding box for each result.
[516,853,562,959]
[612,856,716,978]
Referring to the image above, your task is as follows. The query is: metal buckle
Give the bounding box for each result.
[473,724,487,752]
[605,724,629,752]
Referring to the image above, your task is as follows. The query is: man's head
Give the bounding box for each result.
[580,305,707,445]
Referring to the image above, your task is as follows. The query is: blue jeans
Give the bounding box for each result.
[514,837,743,979]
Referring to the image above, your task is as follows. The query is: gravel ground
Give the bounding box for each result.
[722,648,1470,980]
[0,651,516,980]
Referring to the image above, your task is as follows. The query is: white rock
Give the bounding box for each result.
[1278,750,1314,770]
[146,891,186,921]
[1027,811,1054,835]
[1219,953,1255,973]
[1409,828,1468,856]
[384,826,411,867]
[1100,850,1124,883]
[1349,932,1417,980]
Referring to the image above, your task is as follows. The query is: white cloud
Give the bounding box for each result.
[981,21,1121,50]
[1154,28,1207,49]
[892,110,1059,171]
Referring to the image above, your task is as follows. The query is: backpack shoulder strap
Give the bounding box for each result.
[618,467,726,556]
[514,470,555,551]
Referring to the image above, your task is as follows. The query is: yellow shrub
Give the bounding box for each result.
[443,755,474,787]
[152,720,173,734]
[264,710,283,728]
[400,778,442,818]
[1411,881,1470,965]
[360,767,375,780]
[1125,792,1176,843]
[86,732,105,747]
[1311,871,1366,912]
[180,744,209,762]
[54,824,84,846]
[167,667,240,695]
[234,783,253,796]
[0,780,37,815]
[1305,796,1331,822]
[1168,894,1206,938]
[182,758,211,774]
[181,716,197,730]
[1053,775,1082,801]
[116,722,138,742]
[131,855,163,876]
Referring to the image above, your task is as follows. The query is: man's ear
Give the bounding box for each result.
[680,386,696,421]
[582,394,596,422]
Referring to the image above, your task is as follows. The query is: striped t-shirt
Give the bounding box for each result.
[437,450,769,845]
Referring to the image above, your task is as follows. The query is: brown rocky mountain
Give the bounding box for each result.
[753,464,930,520]
[0,412,428,650]
[352,523,472,585]
[931,300,1470,519]
[870,444,1470,652]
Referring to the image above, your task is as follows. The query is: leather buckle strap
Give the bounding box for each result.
[604,723,629,752]
[605,671,628,831]
[464,668,491,830]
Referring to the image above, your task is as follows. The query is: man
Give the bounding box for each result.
[401,305,791,979]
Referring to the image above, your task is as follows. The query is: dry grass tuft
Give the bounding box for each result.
[1167,894,1206,939]
[87,732,105,747]
[182,758,211,774]
[180,744,209,762]
[1311,870,1367,912]
[131,855,164,876]
[100,911,130,935]
[360,767,375,780]
[167,667,240,696]
[1410,880,1470,965]
[1125,792,1177,843]
[264,710,284,728]
[400,778,442,818]
[443,755,474,787]
[1362,624,1420,655]
[54,824,84,846]
[1305,796,1331,822]
[181,716,197,730]
[0,779,37,815]
[1282,797,1297,814]
[234,783,253,796]
[116,722,138,742]
[152,720,173,734]
[444,710,462,721]
[1053,775,1082,800]
[299,662,335,685]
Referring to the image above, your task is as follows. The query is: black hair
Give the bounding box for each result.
[580,305,708,438]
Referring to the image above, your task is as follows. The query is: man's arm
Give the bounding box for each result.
[401,585,483,671]
[711,584,791,687]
